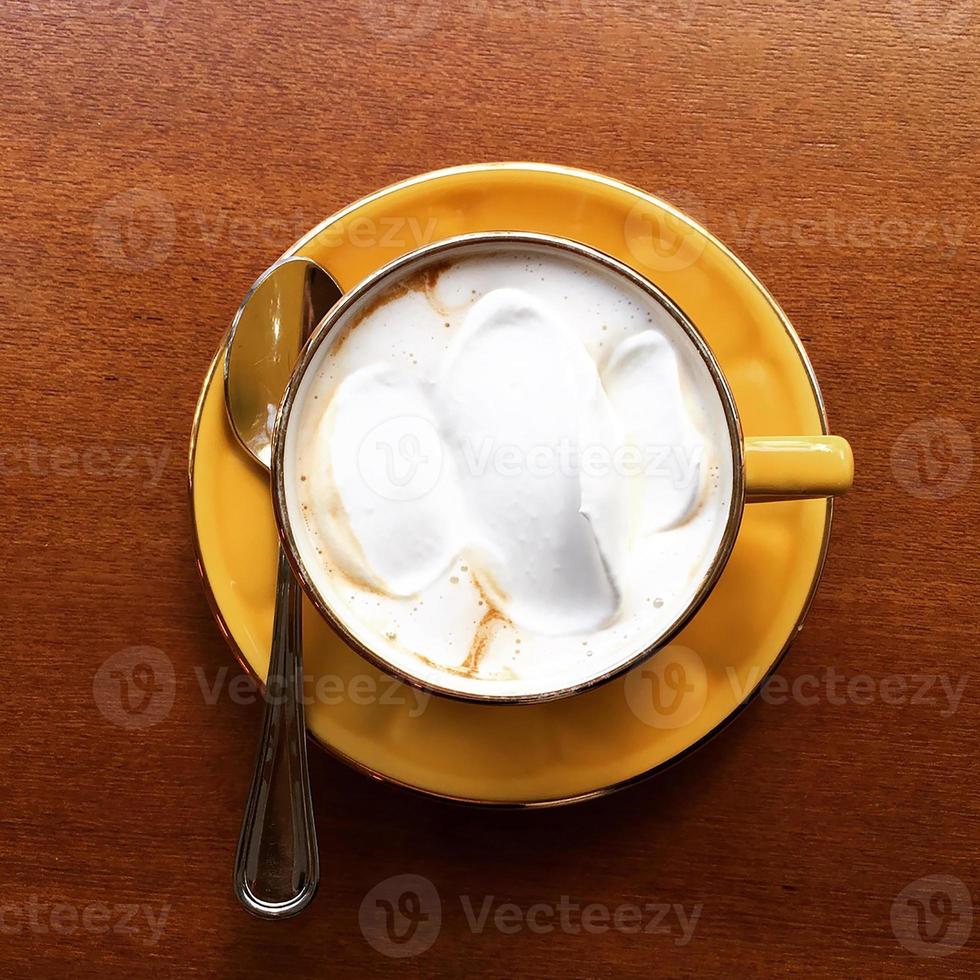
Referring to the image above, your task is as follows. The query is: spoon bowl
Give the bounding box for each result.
[225,257,341,471]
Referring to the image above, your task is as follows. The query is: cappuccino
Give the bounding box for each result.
[282,241,736,699]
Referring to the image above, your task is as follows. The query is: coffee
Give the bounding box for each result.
[281,241,736,699]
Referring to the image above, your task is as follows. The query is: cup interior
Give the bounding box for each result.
[273,233,744,703]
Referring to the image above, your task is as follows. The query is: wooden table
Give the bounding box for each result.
[3,1,978,976]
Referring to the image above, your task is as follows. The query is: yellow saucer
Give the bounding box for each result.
[189,164,832,806]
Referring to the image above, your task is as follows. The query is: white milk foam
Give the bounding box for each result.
[284,245,735,698]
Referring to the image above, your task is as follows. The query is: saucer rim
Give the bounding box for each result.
[188,161,834,808]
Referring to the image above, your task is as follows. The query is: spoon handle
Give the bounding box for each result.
[233,549,319,918]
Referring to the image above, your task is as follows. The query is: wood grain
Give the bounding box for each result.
[1,0,978,976]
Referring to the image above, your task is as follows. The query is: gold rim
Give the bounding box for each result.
[270,231,746,705]
[187,162,834,807]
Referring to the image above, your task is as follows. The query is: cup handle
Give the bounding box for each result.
[744,436,853,502]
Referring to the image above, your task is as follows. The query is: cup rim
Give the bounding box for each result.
[271,231,747,704]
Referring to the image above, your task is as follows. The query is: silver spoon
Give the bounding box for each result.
[223,255,342,918]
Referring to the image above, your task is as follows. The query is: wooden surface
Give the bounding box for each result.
[2,1,978,976]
